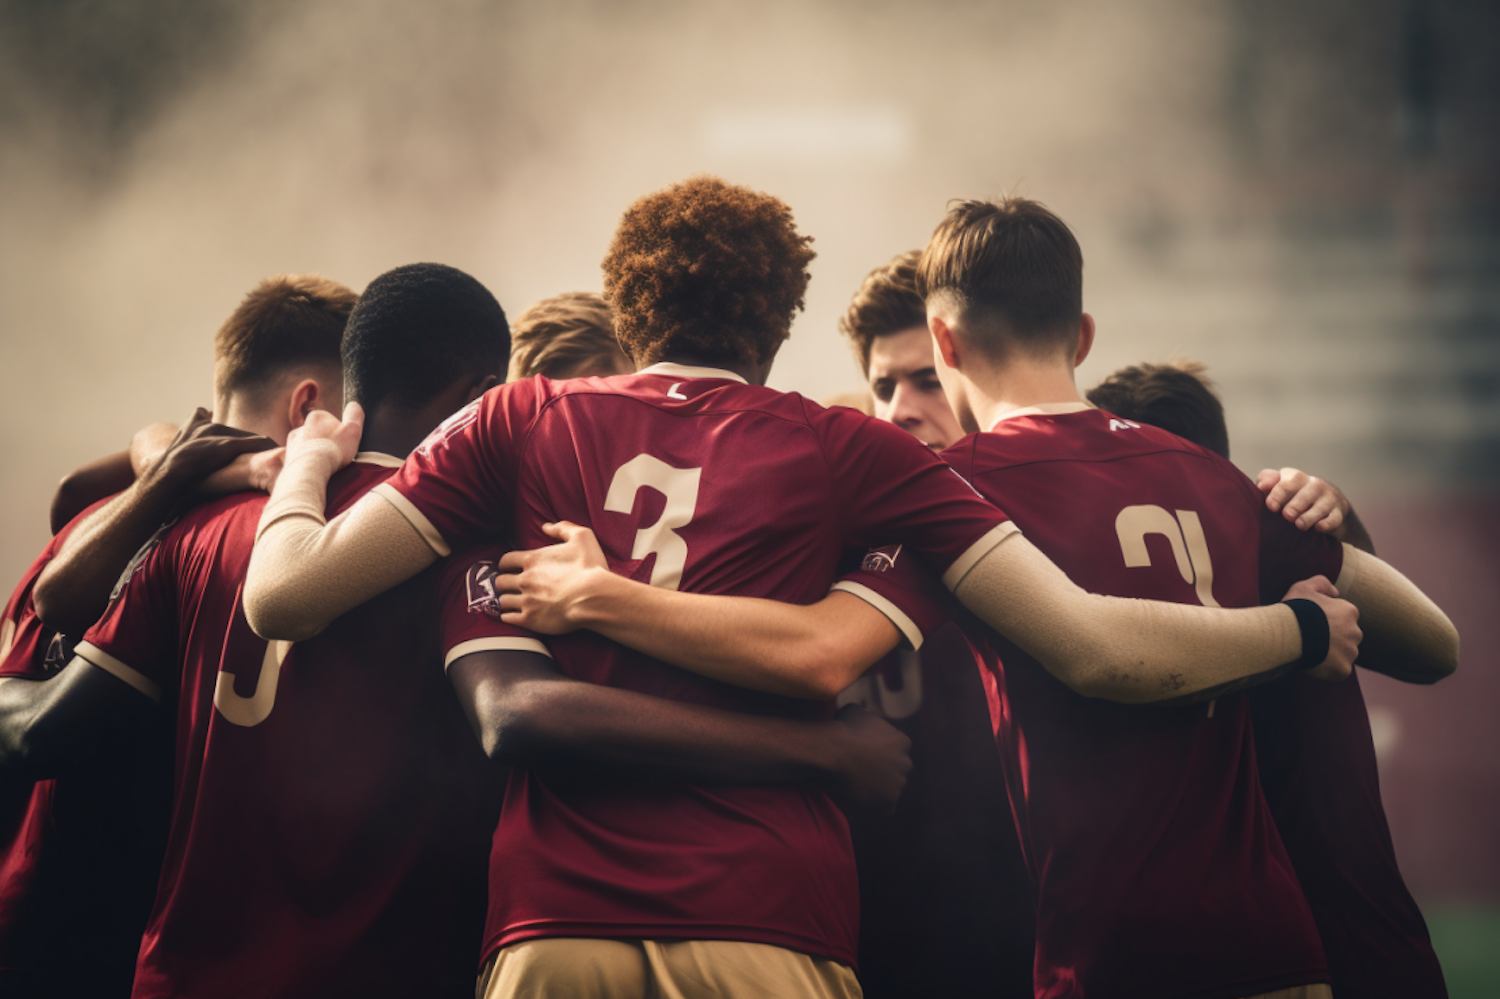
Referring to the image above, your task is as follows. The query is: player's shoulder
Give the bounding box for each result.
[968,406,1227,472]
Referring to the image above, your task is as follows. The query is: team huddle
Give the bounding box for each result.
[0,178,1460,999]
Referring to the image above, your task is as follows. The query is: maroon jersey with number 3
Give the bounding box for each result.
[942,407,1343,999]
[382,363,1014,968]
[77,457,533,999]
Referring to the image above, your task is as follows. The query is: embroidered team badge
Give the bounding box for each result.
[465,559,504,619]
[861,544,903,573]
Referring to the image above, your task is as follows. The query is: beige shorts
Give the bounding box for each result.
[475,937,862,999]
[1243,986,1332,999]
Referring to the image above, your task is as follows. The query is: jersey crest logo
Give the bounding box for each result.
[667,383,688,400]
[1109,419,1142,431]
[861,544,903,573]
[465,559,504,619]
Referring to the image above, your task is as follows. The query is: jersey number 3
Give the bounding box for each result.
[605,454,703,590]
[1114,505,1219,607]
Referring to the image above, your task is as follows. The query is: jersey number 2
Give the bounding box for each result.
[604,454,702,590]
[1114,505,1219,607]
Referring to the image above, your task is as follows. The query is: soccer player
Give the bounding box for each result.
[841,250,965,452]
[507,291,633,380]
[0,274,350,998]
[244,178,1356,997]
[486,199,1456,999]
[1087,360,1449,999]
[837,250,1034,999]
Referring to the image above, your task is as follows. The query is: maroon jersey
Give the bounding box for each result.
[382,363,1014,967]
[942,407,1344,999]
[0,498,169,999]
[1252,670,1447,998]
[836,550,1036,999]
[77,456,533,999]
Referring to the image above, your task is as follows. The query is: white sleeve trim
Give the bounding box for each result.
[75,641,162,703]
[371,483,452,557]
[942,521,1022,592]
[444,636,554,671]
[831,580,925,650]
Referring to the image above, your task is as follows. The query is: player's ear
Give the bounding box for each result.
[1073,314,1096,368]
[465,374,500,404]
[931,317,961,371]
[286,378,322,431]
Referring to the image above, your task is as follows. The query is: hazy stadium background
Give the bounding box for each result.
[1,0,1496,991]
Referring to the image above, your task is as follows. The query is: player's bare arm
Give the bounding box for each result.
[1334,544,1458,684]
[0,657,158,781]
[497,522,1360,705]
[34,411,275,638]
[449,648,911,809]
[494,522,901,699]
[1259,466,1376,554]
[245,404,438,641]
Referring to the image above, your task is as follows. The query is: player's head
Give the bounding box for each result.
[603,175,816,380]
[341,263,509,446]
[508,292,633,381]
[841,249,964,451]
[1086,360,1231,459]
[212,274,354,444]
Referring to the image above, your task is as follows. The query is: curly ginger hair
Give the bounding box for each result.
[603,176,816,367]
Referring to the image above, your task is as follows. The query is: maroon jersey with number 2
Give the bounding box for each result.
[77,456,537,999]
[379,363,1015,969]
[942,406,1343,999]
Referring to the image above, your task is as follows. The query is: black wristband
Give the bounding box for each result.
[1282,598,1330,671]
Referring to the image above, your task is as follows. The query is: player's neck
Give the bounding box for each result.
[963,361,1085,433]
[657,350,772,386]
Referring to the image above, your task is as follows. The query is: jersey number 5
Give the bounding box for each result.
[1114,505,1219,607]
[604,454,703,590]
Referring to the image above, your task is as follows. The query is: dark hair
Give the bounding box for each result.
[916,197,1083,357]
[509,292,626,380]
[214,274,353,406]
[1086,360,1230,459]
[839,250,927,375]
[342,263,509,409]
[603,176,816,367]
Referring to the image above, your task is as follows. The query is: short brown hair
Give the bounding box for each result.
[214,274,354,406]
[916,197,1083,357]
[508,292,627,380]
[839,250,927,375]
[1086,360,1230,459]
[602,176,816,367]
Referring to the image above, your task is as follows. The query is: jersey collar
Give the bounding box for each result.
[353,451,404,468]
[988,401,1094,432]
[637,362,749,385]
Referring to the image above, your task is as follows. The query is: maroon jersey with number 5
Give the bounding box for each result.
[942,406,1343,999]
[77,456,535,999]
[381,363,1014,968]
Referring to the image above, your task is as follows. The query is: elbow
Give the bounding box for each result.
[242,585,324,643]
[476,688,546,765]
[1411,624,1460,685]
[31,572,89,640]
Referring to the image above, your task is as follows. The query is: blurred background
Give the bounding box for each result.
[1,0,1496,990]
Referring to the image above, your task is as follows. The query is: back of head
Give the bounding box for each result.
[342,263,509,410]
[839,249,927,375]
[916,197,1083,360]
[1086,360,1231,459]
[214,274,354,411]
[603,175,816,368]
[509,292,629,381]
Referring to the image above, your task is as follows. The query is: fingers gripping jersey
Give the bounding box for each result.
[388,365,1013,967]
[77,458,535,999]
[941,408,1345,999]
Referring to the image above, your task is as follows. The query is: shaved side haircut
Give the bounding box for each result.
[213,274,355,410]
[508,292,629,381]
[1087,360,1231,460]
[916,198,1083,359]
[839,249,926,375]
[342,263,509,410]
